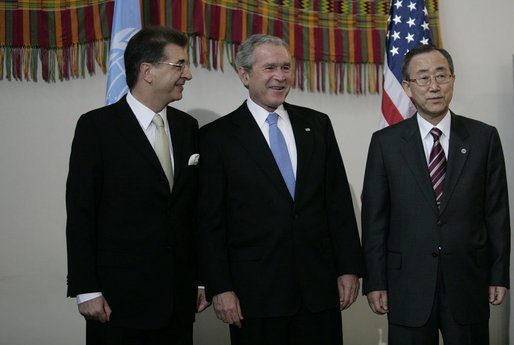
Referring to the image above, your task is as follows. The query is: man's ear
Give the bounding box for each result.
[402,80,412,97]
[140,62,153,84]
[238,66,250,88]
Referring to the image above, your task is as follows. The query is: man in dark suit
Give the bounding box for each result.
[66,26,207,345]
[362,45,510,344]
[197,34,364,345]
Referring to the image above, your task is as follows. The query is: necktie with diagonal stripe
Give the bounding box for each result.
[428,127,446,206]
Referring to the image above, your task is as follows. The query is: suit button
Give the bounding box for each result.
[437,220,445,226]
[432,252,438,257]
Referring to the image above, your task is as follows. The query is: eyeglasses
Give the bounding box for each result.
[157,61,190,72]
[407,74,453,87]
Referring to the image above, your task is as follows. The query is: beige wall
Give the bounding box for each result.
[0,0,512,344]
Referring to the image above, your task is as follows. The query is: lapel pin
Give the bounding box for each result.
[461,148,467,154]
[305,128,311,132]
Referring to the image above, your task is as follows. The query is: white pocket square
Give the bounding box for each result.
[188,153,200,166]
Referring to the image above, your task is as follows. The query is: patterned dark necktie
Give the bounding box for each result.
[428,127,446,206]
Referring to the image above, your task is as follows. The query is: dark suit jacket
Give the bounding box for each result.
[66,96,199,329]
[362,113,510,327]
[197,101,364,319]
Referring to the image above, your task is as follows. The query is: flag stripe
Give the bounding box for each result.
[383,63,416,118]
[380,85,404,126]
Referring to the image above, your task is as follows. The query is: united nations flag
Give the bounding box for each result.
[105,0,142,105]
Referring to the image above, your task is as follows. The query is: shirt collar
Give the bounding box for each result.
[127,91,167,130]
[417,110,451,139]
[246,97,289,127]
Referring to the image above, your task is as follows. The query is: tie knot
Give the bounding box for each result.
[430,127,442,140]
[267,112,279,126]
[152,114,165,128]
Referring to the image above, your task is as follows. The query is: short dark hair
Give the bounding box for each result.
[401,45,454,81]
[124,26,188,89]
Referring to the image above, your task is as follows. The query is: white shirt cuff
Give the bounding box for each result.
[76,292,102,304]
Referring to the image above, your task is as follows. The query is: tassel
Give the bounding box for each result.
[57,48,63,80]
[0,47,4,80]
[5,47,11,81]
[72,43,79,78]
[212,39,217,70]
[190,36,198,67]
[219,40,224,72]
[80,44,86,78]
[30,47,38,81]
[13,47,21,81]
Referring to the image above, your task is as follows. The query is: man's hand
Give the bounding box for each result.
[78,296,112,323]
[489,286,507,305]
[366,290,388,314]
[196,288,211,312]
[337,274,360,310]
[212,291,243,328]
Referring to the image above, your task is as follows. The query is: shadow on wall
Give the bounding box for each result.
[189,108,222,128]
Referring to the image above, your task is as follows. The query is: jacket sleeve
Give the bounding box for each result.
[484,127,510,288]
[323,114,365,277]
[361,132,390,294]
[196,124,233,299]
[65,113,103,297]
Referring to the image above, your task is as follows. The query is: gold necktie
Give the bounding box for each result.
[152,114,173,191]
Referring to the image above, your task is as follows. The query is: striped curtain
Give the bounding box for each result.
[0,1,114,82]
[0,0,441,94]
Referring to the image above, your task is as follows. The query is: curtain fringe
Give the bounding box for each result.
[1,36,382,94]
[189,35,383,95]
[0,40,109,82]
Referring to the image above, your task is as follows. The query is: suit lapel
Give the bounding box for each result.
[114,97,165,177]
[439,113,470,213]
[399,116,439,214]
[286,103,313,202]
[232,102,293,201]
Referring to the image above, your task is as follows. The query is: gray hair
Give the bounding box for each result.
[235,34,290,71]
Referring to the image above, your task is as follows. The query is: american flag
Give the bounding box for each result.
[379,0,433,128]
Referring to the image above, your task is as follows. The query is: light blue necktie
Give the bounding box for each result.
[267,112,295,199]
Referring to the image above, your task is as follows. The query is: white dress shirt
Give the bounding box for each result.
[417,111,451,164]
[127,91,175,172]
[246,97,297,178]
[76,92,175,305]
